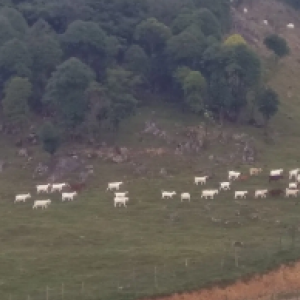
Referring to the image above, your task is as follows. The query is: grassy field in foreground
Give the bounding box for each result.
[2,97,300,300]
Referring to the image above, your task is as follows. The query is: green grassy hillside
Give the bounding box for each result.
[2,0,300,300]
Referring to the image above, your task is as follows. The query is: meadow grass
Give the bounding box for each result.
[3,14,300,297]
[2,98,300,300]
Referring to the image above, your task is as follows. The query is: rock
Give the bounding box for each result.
[112,155,125,163]
[18,148,28,157]
[160,168,167,176]
[33,162,49,178]
[119,147,129,157]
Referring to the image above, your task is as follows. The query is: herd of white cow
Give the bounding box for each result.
[106,167,300,207]
[14,183,77,209]
[14,168,300,209]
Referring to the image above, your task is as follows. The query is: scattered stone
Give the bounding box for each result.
[18,148,28,157]
[33,162,49,178]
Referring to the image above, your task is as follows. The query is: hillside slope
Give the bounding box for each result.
[230,0,300,164]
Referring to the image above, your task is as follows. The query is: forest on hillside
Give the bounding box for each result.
[0,0,289,153]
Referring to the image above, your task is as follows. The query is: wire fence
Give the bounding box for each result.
[4,231,300,300]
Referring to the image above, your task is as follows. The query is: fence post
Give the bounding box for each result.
[154,266,158,288]
[9,295,11,300]
[62,283,64,300]
[133,268,137,296]
[81,282,84,294]
[46,286,49,300]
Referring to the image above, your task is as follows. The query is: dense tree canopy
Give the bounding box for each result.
[0,0,282,149]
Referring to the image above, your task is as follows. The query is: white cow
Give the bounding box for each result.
[263,20,268,25]
[36,184,51,193]
[180,193,190,202]
[234,191,248,199]
[289,169,300,180]
[115,192,128,197]
[254,189,268,199]
[194,176,209,185]
[289,182,298,189]
[285,188,299,197]
[270,169,283,176]
[107,182,123,191]
[33,199,51,209]
[162,191,176,199]
[15,193,31,203]
[201,190,219,199]
[114,196,129,207]
[220,182,231,191]
[228,171,241,180]
[287,23,294,29]
[62,192,77,201]
[297,174,300,182]
[51,183,68,192]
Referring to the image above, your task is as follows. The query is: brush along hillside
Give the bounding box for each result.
[0,0,300,299]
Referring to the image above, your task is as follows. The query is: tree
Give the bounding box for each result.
[166,28,205,69]
[192,8,221,39]
[264,34,290,58]
[2,77,31,128]
[171,9,194,35]
[257,87,279,128]
[0,16,18,47]
[43,57,96,128]
[39,121,60,156]
[61,20,107,70]
[102,67,140,130]
[0,7,28,36]
[223,34,246,47]
[134,17,172,56]
[124,44,150,77]
[182,70,207,113]
[0,38,32,84]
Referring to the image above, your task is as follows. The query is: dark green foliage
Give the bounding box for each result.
[2,76,31,127]
[62,20,107,67]
[257,87,280,124]
[264,34,290,58]
[135,18,172,56]
[0,7,28,36]
[43,57,95,128]
[0,38,32,84]
[0,16,18,47]
[0,0,278,142]
[39,121,60,155]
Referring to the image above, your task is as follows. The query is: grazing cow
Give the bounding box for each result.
[254,189,268,199]
[289,182,298,189]
[69,182,86,192]
[33,199,51,209]
[269,174,283,182]
[228,171,241,181]
[194,176,209,185]
[270,169,283,176]
[180,193,190,202]
[161,191,176,199]
[107,182,123,191]
[238,175,249,181]
[250,168,262,176]
[234,191,248,199]
[220,182,231,191]
[268,189,284,197]
[285,188,299,198]
[289,168,300,180]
